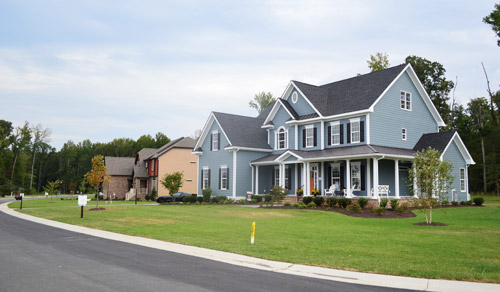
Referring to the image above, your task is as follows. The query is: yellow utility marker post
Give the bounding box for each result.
[251,222,256,244]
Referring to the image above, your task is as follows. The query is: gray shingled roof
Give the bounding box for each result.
[105,156,135,176]
[133,148,158,178]
[214,112,272,149]
[413,131,455,152]
[256,102,275,119]
[293,64,407,116]
[251,144,415,163]
[147,137,196,159]
[279,99,299,120]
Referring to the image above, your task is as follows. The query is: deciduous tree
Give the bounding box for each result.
[84,155,110,208]
[483,3,500,46]
[160,171,183,202]
[367,52,390,72]
[249,92,276,114]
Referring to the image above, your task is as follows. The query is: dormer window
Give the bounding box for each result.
[275,127,288,150]
[400,91,411,111]
[211,131,219,151]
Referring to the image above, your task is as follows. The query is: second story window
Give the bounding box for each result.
[330,122,340,145]
[211,131,219,151]
[400,91,411,111]
[276,127,288,150]
[351,120,360,143]
[402,128,407,141]
[306,126,314,148]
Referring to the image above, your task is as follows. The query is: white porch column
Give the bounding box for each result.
[294,164,298,193]
[302,162,306,191]
[305,162,310,196]
[373,158,379,198]
[466,165,470,201]
[279,163,284,188]
[367,158,371,196]
[395,159,400,198]
[256,165,259,195]
[345,159,351,197]
[295,125,299,150]
[251,165,254,194]
[412,164,418,198]
[320,161,324,195]
[232,150,237,199]
[320,121,325,150]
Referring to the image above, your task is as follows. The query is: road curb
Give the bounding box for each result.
[2,202,499,292]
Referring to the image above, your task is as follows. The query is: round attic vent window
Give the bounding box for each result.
[291,92,298,103]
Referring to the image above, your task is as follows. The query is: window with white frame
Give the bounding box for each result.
[331,163,341,191]
[306,126,314,148]
[350,119,360,143]
[276,127,288,150]
[274,167,280,186]
[202,167,209,189]
[331,122,340,145]
[291,92,298,104]
[400,91,411,111]
[460,168,465,192]
[402,128,407,140]
[220,166,228,190]
[212,131,219,151]
[351,162,361,191]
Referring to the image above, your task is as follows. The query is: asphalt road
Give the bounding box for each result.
[0,199,415,292]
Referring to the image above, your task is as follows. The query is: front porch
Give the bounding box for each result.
[251,146,416,200]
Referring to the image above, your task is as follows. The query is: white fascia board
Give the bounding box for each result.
[193,112,233,151]
[276,150,303,162]
[286,109,372,125]
[440,132,476,165]
[280,81,323,118]
[261,124,274,129]
[368,64,408,112]
[191,151,203,156]
[406,65,446,127]
[224,146,273,153]
[301,153,414,162]
[263,100,282,126]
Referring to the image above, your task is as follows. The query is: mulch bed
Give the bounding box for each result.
[89,207,106,211]
[271,206,416,218]
[414,222,447,226]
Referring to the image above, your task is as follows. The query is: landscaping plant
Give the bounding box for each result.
[85,155,110,209]
[473,197,485,206]
[313,196,324,207]
[379,198,388,208]
[160,171,184,202]
[357,197,368,209]
[302,196,313,205]
[390,199,399,210]
[270,185,287,202]
[202,187,212,203]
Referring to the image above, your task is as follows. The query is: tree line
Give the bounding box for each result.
[0,120,170,195]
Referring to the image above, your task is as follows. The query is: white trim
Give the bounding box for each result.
[400,90,412,111]
[251,165,254,194]
[224,146,273,153]
[291,92,298,104]
[394,159,400,198]
[273,166,280,187]
[286,109,372,126]
[366,114,371,145]
[276,150,303,162]
[346,159,351,197]
[274,126,289,150]
[329,121,341,146]
[256,165,259,195]
[367,158,371,195]
[466,166,470,200]
[294,124,298,150]
[211,130,219,151]
[402,128,407,141]
[193,112,233,151]
[320,121,325,150]
[280,81,323,117]
[294,164,298,193]
[232,151,237,198]
[459,168,466,192]
[350,119,361,144]
[440,132,475,165]
[305,126,314,148]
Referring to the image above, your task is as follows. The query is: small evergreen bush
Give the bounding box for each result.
[284,201,291,207]
[307,202,316,208]
[373,206,384,215]
[292,203,299,207]
[390,199,398,210]
[297,202,306,209]
[196,197,203,203]
[441,200,449,206]
[451,201,459,206]
[214,195,228,203]
[379,198,388,208]
[466,200,473,205]
[313,196,324,207]
[349,203,361,213]
[338,198,352,208]
[395,203,408,215]
[326,197,338,208]
[473,197,484,206]
[357,197,368,209]
[202,187,212,203]
[302,196,313,205]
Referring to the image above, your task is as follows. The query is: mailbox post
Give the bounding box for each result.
[78,195,87,219]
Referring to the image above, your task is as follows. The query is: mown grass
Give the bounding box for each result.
[8,198,500,283]
[8,197,151,208]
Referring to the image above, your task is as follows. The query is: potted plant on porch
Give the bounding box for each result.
[311,189,320,196]
[296,188,303,202]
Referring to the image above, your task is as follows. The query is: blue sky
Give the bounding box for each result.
[1,0,498,149]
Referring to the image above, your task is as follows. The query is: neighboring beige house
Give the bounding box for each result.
[145,137,198,196]
[104,156,135,199]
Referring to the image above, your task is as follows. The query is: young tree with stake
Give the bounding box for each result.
[85,155,110,208]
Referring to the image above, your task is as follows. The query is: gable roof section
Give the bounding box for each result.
[413,131,475,164]
[262,98,300,126]
[292,64,407,117]
[147,137,196,159]
[256,102,275,119]
[214,112,271,150]
[105,156,135,176]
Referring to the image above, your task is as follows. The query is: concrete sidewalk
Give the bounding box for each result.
[2,202,498,292]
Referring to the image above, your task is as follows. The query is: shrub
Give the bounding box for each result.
[460,201,467,205]
[349,203,361,213]
[238,199,247,204]
[326,197,338,208]
[264,195,272,202]
[297,202,306,209]
[441,200,449,206]
[202,187,212,203]
[466,200,473,205]
[357,197,368,209]
[395,203,409,215]
[373,207,384,215]
[258,202,264,207]
[284,201,291,207]
[338,198,352,208]
[196,197,203,203]
[313,196,324,207]
[307,202,316,208]
[150,187,158,202]
[302,196,313,205]
[183,196,197,203]
[292,203,299,207]
[270,185,287,202]
[214,195,228,203]
[390,199,398,210]
[144,194,150,201]
[451,201,459,206]
[473,197,484,206]
[379,198,388,208]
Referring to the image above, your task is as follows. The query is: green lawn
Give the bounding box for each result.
[8,198,500,283]
[8,197,151,208]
